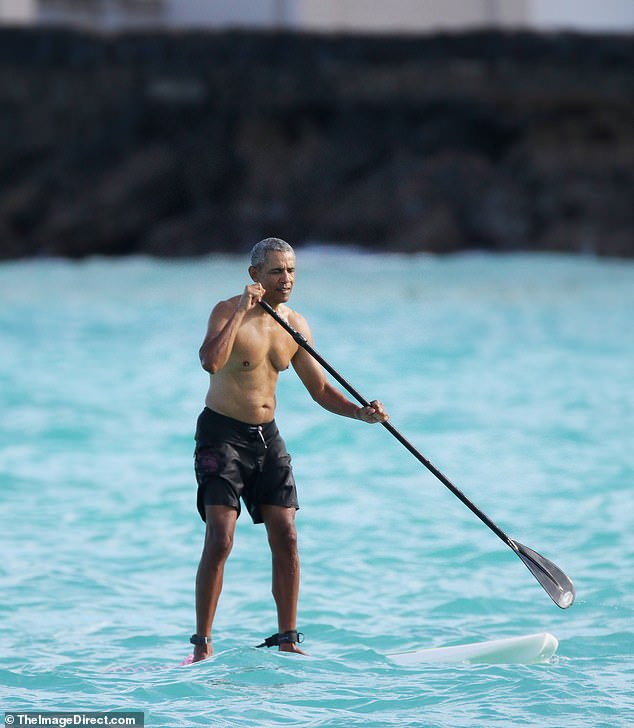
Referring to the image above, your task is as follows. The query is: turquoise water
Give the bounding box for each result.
[1,251,633,727]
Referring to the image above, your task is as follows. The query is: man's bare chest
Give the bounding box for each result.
[232,320,295,372]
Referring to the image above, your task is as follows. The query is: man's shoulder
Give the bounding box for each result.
[213,295,240,313]
[205,296,240,325]
[285,306,310,333]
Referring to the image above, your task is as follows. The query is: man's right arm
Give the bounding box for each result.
[199,283,265,373]
[199,300,245,373]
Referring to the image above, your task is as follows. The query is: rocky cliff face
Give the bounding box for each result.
[0,27,632,258]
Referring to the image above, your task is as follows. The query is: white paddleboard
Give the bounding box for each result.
[387,632,558,666]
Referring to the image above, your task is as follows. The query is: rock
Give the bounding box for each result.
[0,27,632,259]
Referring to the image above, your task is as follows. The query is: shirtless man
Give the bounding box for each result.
[190,238,388,661]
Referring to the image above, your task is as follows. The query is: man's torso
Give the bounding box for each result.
[205,301,298,424]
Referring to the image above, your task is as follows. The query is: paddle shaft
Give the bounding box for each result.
[260,299,576,608]
[259,300,513,546]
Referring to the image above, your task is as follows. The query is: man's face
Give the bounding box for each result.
[251,251,296,304]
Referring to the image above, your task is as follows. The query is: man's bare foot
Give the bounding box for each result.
[279,642,308,656]
[192,644,212,663]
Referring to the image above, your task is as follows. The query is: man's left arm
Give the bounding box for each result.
[290,316,388,424]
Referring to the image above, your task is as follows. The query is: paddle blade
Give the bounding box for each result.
[513,541,575,609]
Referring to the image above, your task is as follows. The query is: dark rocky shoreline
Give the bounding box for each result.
[0,27,632,259]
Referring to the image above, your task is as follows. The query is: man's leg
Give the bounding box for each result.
[193,504,238,661]
[261,505,306,654]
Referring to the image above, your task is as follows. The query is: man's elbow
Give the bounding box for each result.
[199,351,219,374]
[309,386,328,407]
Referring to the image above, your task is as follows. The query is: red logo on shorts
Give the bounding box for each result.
[199,453,219,473]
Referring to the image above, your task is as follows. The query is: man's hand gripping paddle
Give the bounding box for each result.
[259,300,575,609]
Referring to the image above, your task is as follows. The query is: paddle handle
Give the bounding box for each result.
[259,300,512,547]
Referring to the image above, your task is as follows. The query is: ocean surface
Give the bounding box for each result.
[1,251,633,728]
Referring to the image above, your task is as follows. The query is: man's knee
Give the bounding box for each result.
[266,514,298,554]
[202,506,237,561]
[204,528,234,561]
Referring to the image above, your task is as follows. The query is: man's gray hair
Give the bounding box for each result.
[250,238,295,268]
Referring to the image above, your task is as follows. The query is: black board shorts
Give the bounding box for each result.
[194,407,298,524]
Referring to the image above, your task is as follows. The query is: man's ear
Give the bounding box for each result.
[248,265,259,282]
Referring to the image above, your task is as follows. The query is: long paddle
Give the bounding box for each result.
[260,299,575,609]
